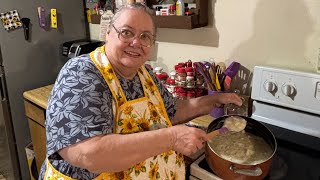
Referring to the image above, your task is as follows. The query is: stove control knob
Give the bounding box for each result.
[264,81,277,94]
[282,84,296,97]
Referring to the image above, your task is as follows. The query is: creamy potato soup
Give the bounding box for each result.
[209,131,273,164]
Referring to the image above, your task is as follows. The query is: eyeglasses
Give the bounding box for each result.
[112,24,155,48]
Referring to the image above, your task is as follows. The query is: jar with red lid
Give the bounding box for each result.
[186,76,195,88]
[154,67,168,84]
[176,87,187,100]
[186,60,192,67]
[179,92,187,100]
[185,67,195,88]
[176,68,186,82]
[185,67,194,76]
[166,78,176,96]
[169,5,176,15]
[174,65,182,71]
[178,62,186,67]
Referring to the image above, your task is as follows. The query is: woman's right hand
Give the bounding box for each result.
[169,125,209,156]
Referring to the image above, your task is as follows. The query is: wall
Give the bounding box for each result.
[90,0,320,74]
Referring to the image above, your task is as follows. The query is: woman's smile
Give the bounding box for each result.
[124,50,141,57]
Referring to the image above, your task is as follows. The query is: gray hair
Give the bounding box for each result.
[107,3,157,37]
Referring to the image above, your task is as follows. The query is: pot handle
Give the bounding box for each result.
[229,165,263,176]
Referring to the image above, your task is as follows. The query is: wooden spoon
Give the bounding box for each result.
[207,127,229,140]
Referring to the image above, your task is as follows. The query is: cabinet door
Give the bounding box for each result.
[28,118,46,173]
[24,101,45,126]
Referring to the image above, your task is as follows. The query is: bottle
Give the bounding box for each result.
[155,6,162,16]
[186,67,195,88]
[176,67,186,87]
[175,0,185,16]
[154,67,168,84]
[169,5,176,15]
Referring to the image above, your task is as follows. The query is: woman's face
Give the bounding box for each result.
[105,9,154,75]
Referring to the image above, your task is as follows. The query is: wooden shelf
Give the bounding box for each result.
[154,15,199,29]
[89,0,209,29]
[150,0,208,29]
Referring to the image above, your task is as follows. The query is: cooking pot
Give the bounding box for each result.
[205,115,277,180]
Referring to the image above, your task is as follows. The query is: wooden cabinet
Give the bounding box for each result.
[23,85,53,173]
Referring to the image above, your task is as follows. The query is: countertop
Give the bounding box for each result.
[23,84,53,109]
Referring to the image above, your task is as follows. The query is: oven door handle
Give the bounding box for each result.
[230,164,262,176]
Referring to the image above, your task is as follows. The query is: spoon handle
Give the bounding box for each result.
[207,127,228,140]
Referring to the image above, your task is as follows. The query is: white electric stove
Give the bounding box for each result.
[189,66,320,180]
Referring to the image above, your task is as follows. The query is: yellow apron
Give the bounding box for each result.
[44,46,185,180]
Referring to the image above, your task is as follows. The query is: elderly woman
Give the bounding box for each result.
[39,3,242,180]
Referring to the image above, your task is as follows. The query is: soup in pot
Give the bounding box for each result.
[208,131,273,164]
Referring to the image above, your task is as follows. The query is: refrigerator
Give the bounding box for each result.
[0,0,89,179]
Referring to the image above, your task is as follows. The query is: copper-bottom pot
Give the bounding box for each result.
[205,115,277,180]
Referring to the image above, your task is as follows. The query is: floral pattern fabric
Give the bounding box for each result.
[88,46,185,180]
[39,52,177,180]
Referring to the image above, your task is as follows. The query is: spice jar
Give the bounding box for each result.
[186,67,194,76]
[176,87,187,100]
[186,76,195,88]
[186,60,192,67]
[169,5,176,15]
[174,65,182,71]
[165,71,176,96]
[176,67,186,82]
[154,66,163,74]
[166,78,176,96]
[154,67,168,84]
[187,90,195,99]
[178,62,186,67]
[185,67,195,88]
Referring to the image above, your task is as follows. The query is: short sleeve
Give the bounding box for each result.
[46,55,114,157]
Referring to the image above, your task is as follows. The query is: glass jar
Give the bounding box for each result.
[176,67,186,82]
[169,5,176,15]
[186,76,195,88]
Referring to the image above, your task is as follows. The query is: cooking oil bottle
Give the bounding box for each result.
[176,0,185,16]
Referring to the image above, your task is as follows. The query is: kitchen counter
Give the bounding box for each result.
[23,84,53,109]
[187,115,214,128]
[23,84,53,173]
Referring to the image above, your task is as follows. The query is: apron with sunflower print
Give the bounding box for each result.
[44,46,185,180]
